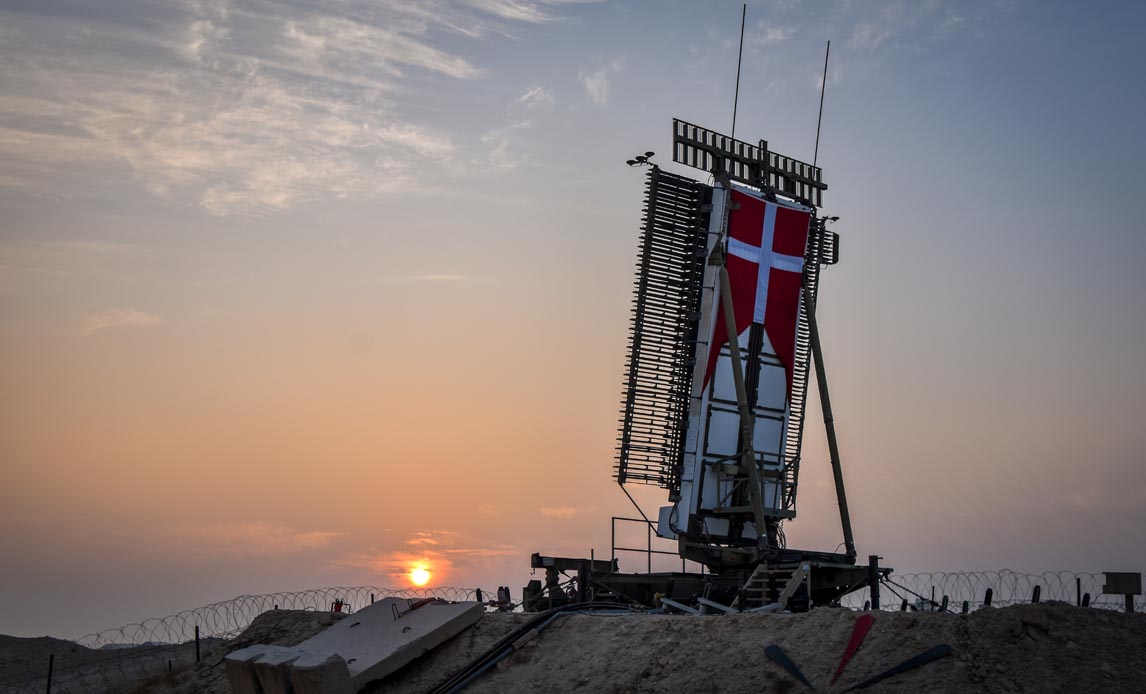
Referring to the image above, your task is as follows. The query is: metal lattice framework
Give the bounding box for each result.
[614,167,709,493]
[666,117,835,517]
[672,118,826,208]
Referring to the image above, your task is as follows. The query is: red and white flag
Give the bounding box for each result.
[702,189,811,400]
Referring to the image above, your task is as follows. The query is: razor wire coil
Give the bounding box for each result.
[0,586,485,694]
[2,573,1142,694]
[840,570,1145,613]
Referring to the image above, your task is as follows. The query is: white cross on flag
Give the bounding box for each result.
[702,188,812,401]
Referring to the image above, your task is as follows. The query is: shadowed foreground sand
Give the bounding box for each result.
[3,603,1143,693]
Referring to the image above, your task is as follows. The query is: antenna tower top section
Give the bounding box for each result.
[671,119,827,208]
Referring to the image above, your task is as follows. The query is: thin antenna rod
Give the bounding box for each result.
[813,40,830,167]
[730,3,747,140]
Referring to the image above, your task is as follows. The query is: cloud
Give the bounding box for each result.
[0,1,579,215]
[540,505,596,519]
[77,308,160,337]
[749,22,795,46]
[814,65,843,90]
[840,1,1005,53]
[478,119,532,172]
[339,529,516,584]
[935,14,966,37]
[377,124,456,160]
[578,57,623,107]
[1064,485,1146,515]
[463,0,562,24]
[477,503,518,517]
[579,69,610,106]
[516,85,555,110]
[173,522,345,557]
[849,21,894,51]
[405,531,446,547]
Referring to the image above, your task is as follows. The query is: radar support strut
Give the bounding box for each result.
[716,257,770,553]
[803,282,856,560]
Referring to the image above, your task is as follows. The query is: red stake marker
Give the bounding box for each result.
[831,613,874,684]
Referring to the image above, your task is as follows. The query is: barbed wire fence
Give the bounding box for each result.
[2,573,1141,693]
[839,570,1145,614]
[75,585,484,648]
[0,585,485,694]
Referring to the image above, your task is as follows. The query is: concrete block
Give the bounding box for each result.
[225,599,483,694]
[251,646,308,694]
[224,644,274,694]
[289,652,353,694]
[302,598,483,690]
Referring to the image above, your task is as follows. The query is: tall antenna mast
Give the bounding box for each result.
[730,3,747,139]
[813,40,830,167]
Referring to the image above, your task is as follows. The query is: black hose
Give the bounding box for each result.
[428,602,633,694]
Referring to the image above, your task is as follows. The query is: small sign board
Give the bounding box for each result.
[1103,572,1142,595]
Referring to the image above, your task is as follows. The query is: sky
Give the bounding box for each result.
[2,0,1145,638]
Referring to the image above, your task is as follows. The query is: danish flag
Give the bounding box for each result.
[702,188,812,401]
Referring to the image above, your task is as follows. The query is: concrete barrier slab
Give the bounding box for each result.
[225,599,483,694]
[224,644,274,694]
[251,646,308,694]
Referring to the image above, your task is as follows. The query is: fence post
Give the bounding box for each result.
[867,555,880,610]
[194,625,201,663]
[1076,577,1081,607]
[45,653,53,694]
[984,588,993,607]
[900,599,908,612]
[940,595,948,613]
[1032,586,1041,604]
[962,600,969,615]
[1082,592,1091,607]
[646,522,652,574]
[611,518,616,569]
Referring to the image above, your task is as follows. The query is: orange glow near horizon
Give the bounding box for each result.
[410,566,431,587]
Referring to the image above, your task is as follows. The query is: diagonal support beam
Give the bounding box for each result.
[716,258,769,551]
[802,282,856,560]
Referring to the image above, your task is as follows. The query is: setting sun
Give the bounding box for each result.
[410,566,431,587]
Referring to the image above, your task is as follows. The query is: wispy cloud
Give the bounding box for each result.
[77,308,159,337]
[479,119,533,172]
[516,85,555,110]
[463,0,565,24]
[849,21,894,51]
[174,522,346,558]
[540,505,596,519]
[477,502,518,517]
[841,1,1003,52]
[749,21,795,46]
[578,57,623,107]
[406,530,454,547]
[0,1,585,215]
